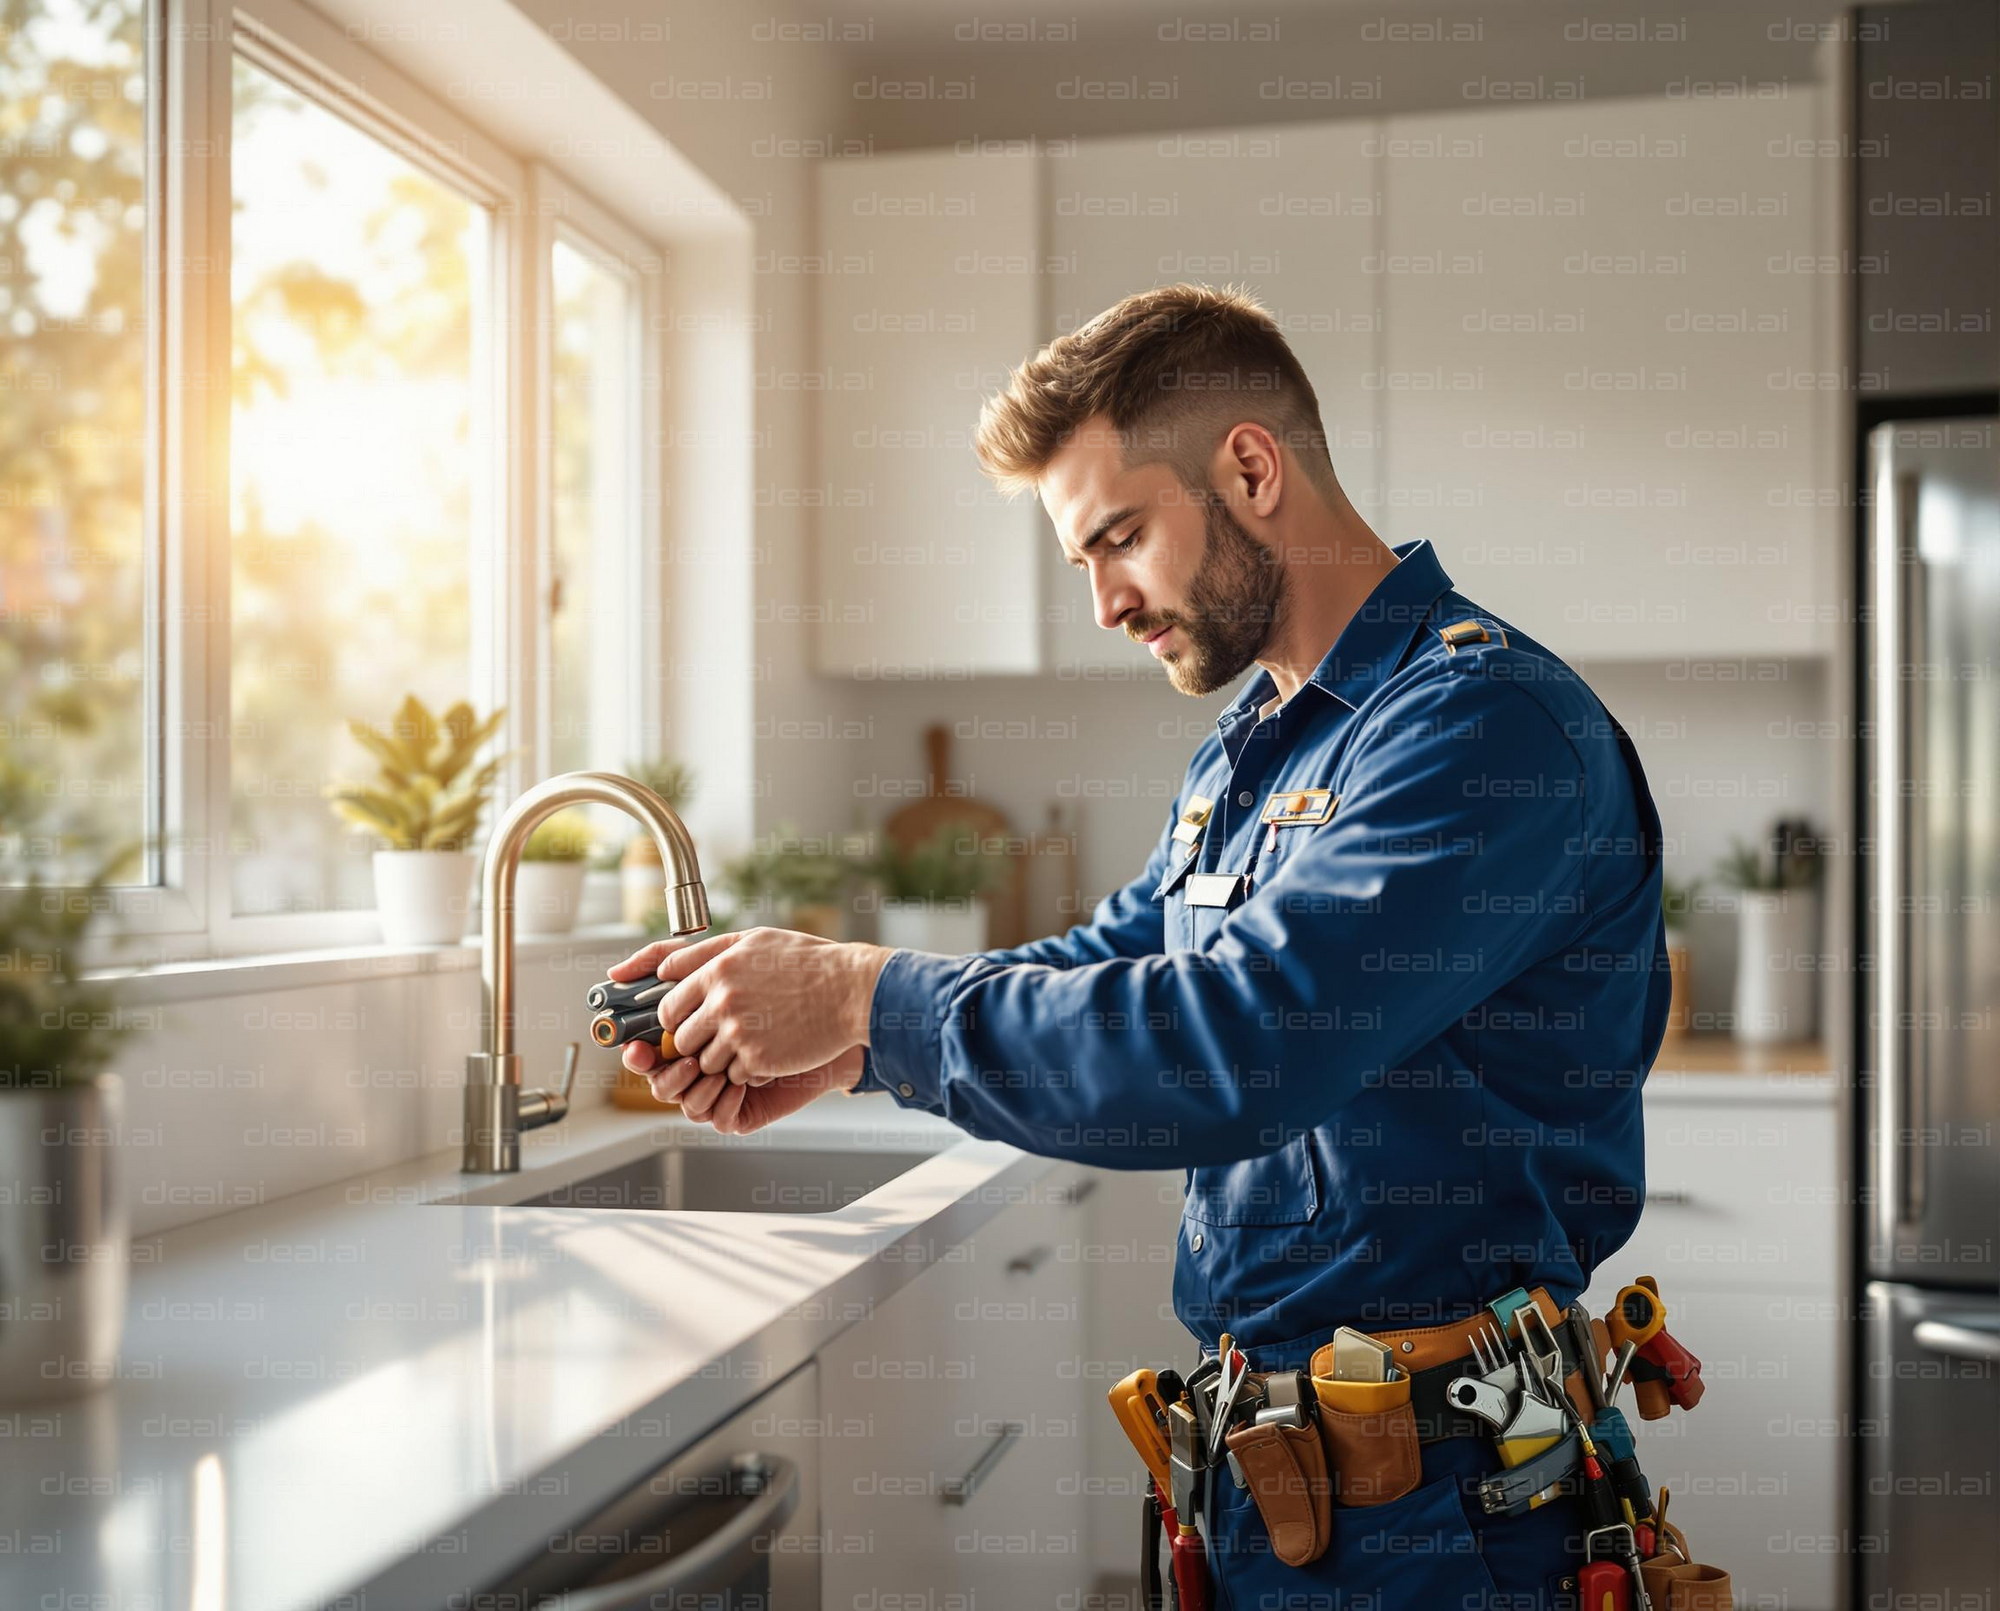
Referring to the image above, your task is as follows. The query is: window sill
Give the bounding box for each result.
[87,923,655,1006]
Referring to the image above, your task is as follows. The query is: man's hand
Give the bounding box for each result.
[603,929,891,1126]
[669,1045,865,1135]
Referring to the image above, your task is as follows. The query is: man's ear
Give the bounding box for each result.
[1216,422,1284,517]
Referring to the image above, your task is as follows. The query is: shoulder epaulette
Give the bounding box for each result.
[1436,619,1510,654]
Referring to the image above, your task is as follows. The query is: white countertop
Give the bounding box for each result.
[0,1098,1053,1611]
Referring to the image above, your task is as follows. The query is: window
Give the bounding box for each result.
[0,0,151,884]
[227,54,491,915]
[545,233,639,838]
[0,1,669,953]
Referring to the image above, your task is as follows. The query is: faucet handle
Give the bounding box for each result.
[519,1041,580,1134]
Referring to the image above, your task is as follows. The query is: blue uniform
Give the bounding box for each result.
[858,539,1670,1607]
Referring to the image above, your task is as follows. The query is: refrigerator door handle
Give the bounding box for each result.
[1897,477,1931,1228]
[1874,460,1930,1236]
[1913,1319,2000,1365]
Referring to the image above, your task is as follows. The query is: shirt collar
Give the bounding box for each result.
[1218,538,1455,730]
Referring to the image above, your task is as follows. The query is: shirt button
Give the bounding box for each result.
[897,1083,914,1099]
[1236,790,1253,808]
[1191,1232,1204,1252]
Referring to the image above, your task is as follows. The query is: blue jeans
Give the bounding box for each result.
[1203,1417,1585,1611]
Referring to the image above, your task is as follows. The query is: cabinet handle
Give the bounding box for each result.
[1006,1244,1053,1276]
[1059,1176,1098,1207]
[1914,1319,2000,1365]
[549,1452,799,1610]
[1644,1188,1692,1207]
[942,1421,1023,1506]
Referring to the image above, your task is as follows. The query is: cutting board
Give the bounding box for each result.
[885,725,1026,948]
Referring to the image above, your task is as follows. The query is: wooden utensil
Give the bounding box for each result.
[884,725,1025,947]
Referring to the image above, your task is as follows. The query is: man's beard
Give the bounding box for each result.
[1130,496,1288,697]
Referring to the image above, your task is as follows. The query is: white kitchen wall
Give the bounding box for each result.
[113,936,637,1237]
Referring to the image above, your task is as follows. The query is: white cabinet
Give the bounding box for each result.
[815,149,1045,677]
[1581,1082,1842,1610]
[817,1169,1092,1608]
[1042,125,1382,674]
[1379,90,1838,660]
[817,95,1838,674]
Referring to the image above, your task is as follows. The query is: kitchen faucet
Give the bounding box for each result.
[463,771,709,1173]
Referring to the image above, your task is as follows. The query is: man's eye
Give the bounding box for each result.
[1109,528,1141,554]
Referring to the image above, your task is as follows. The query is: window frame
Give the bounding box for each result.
[528,166,664,785]
[78,0,664,964]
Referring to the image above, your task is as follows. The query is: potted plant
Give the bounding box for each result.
[716,825,856,940]
[326,694,507,946]
[620,758,696,926]
[1659,874,1702,1043]
[870,820,1005,955]
[516,808,594,938]
[1715,820,1823,1045]
[0,757,139,1403]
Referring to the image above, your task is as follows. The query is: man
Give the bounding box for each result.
[610,284,1670,1607]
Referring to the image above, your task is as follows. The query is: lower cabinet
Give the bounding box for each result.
[818,1168,1091,1609]
[1581,1082,1842,1611]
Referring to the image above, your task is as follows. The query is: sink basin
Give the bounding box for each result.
[509,1147,931,1214]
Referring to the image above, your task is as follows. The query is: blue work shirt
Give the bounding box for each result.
[858,539,1670,1357]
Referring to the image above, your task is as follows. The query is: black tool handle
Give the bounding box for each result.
[586,975,668,1013]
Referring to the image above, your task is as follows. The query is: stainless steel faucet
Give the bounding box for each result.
[462,771,709,1173]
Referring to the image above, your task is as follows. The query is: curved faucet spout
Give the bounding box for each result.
[463,770,708,1174]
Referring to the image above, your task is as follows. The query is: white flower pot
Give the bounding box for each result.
[372,849,476,946]
[878,899,987,956]
[1732,889,1818,1044]
[514,861,588,937]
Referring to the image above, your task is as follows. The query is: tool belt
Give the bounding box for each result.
[1112,1278,1730,1610]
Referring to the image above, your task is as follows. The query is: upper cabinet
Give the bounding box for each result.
[1043,125,1380,674]
[815,91,1839,675]
[1379,89,1839,660]
[815,149,1044,677]
[1856,0,2000,395]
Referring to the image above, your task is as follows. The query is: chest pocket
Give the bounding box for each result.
[1184,1136,1320,1227]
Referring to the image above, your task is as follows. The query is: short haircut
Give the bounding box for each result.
[973,282,1340,502]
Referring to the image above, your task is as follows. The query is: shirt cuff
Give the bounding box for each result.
[859,946,975,1109]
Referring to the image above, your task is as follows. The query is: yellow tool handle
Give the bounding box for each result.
[1107,1368,1173,1491]
[1607,1279,1665,1352]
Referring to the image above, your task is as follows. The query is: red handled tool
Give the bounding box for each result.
[1166,1400,1211,1611]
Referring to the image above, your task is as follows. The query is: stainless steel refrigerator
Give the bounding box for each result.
[1861,415,2000,1607]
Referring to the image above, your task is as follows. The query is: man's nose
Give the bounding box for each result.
[1092,570,1141,633]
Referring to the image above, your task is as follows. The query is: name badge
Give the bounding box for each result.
[1184,872,1242,908]
[1259,788,1337,828]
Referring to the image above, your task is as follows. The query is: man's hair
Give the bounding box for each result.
[973,282,1341,502]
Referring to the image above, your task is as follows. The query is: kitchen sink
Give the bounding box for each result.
[507,1146,932,1214]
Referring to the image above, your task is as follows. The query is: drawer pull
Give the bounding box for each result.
[1644,1188,1693,1207]
[943,1421,1023,1506]
[1006,1244,1052,1277]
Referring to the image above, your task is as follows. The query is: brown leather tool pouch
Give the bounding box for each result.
[1311,1374,1422,1508]
[1224,1419,1332,1567]
[1641,1523,1733,1611]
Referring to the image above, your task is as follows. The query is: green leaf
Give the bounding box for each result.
[345,719,416,787]
[393,694,440,771]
